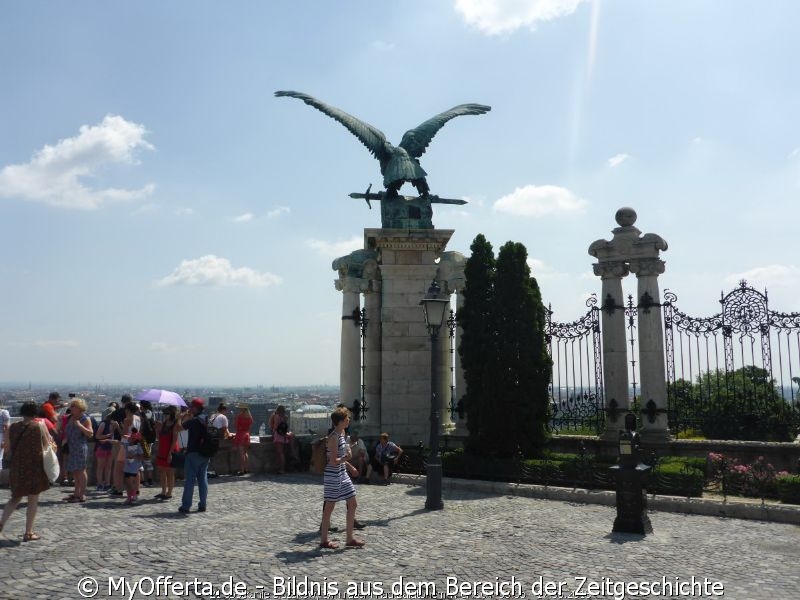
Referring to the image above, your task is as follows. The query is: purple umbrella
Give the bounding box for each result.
[136,389,187,408]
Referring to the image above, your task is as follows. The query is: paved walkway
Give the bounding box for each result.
[1,473,798,599]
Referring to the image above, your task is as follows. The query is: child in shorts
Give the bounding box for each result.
[115,429,144,505]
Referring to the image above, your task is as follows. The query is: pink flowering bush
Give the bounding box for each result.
[706,453,787,498]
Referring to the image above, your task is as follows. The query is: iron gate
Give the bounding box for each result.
[546,295,605,434]
[663,280,800,440]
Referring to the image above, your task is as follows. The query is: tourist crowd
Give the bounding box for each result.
[1,393,401,548]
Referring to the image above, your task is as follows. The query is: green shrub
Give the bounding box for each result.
[776,474,800,505]
[658,455,707,472]
[647,461,704,497]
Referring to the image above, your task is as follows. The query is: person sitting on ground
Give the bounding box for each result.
[349,431,368,481]
[367,433,403,485]
[0,401,53,541]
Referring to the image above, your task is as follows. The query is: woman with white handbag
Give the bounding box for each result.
[0,401,54,541]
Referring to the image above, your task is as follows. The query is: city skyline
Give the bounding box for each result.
[2,2,799,385]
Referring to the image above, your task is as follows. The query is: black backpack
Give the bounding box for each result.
[140,411,156,445]
[199,415,221,458]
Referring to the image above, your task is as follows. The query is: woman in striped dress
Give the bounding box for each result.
[320,407,364,549]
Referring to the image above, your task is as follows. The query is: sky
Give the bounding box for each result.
[1,1,799,387]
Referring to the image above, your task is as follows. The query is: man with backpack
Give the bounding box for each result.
[178,398,214,514]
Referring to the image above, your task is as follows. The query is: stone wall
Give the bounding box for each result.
[0,435,318,488]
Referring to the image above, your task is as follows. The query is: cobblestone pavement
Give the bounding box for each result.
[1,473,799,600]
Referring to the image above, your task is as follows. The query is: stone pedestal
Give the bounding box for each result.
[365,228,454,445]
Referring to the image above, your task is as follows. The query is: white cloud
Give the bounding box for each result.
[150,341,200,353]
[154,255,281,288]
[607,153,631,168]
[174,207,194,216]
[231,212,254,223]
[131,203,159,215]
[35,340,80,348]
[266,206,290,218]
[307,236,363,258]
[725,265,800,289]
[372,40,395,51]
[789,148,800,160]
[0,115,155,209]
[493,184,587,217]
[8,339,81,348]
[691,136,703,144]
[527,258,570,281]
[455,0,589,35]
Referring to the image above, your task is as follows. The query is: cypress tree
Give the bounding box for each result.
[459,237,551,457]
[493,242,551,456]
[457,234,496,454]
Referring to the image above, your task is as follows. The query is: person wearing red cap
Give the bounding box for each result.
[178,398,210,514]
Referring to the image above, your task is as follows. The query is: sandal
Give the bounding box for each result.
[319,540,339,549]
[23,532,40,541]
[67,496,85,503]
[345,539,365,548]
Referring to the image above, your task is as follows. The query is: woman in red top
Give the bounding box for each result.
[232,405,254,475]
[154,406,180,500]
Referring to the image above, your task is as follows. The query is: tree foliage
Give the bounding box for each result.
[669,366,800,441]
[458,236,552,457]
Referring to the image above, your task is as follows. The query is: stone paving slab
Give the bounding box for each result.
[1,473,798,600]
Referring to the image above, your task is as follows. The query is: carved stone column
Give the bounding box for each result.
[630,255,670,442]
[438,251,465,436]
[335,276,363,411]
[333,249,377,420]
[592,260,630,439]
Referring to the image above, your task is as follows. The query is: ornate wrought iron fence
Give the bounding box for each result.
[663,280,800,440]
[546,295,605,434]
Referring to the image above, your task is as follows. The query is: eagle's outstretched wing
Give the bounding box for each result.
[399,103,491,159]
[275,91,390,163]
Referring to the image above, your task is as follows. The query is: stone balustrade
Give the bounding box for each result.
[0,435,317,488]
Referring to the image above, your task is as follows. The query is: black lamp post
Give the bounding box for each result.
[420,279,449,510]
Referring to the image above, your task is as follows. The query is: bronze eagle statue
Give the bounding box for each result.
[275,90,491,198]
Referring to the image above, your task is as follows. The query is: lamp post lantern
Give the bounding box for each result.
[420,279,449,510]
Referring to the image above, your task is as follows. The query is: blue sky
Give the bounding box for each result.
[1,1,799,386]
